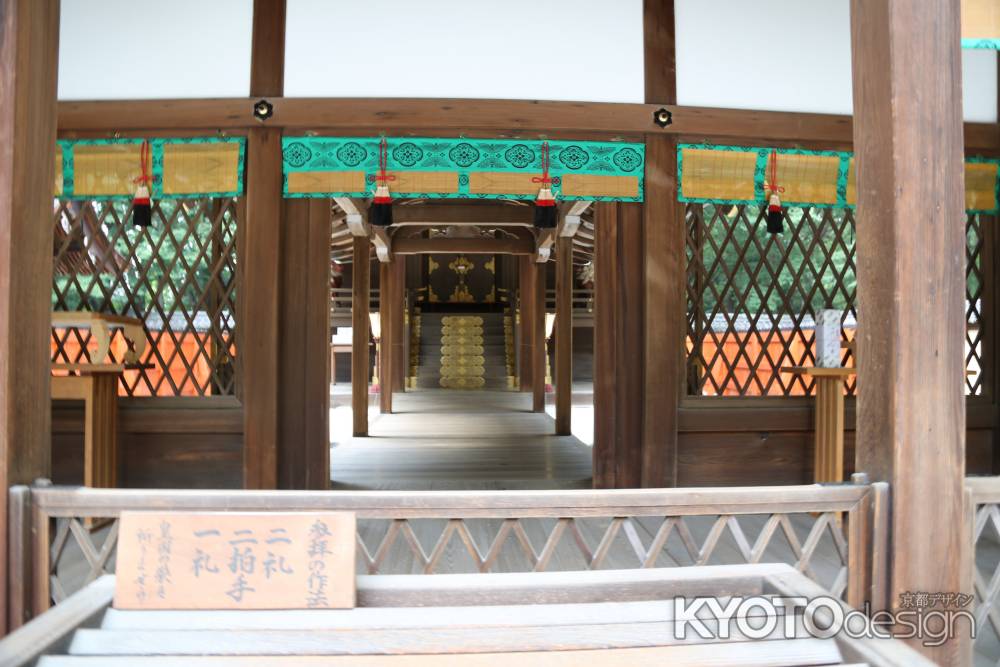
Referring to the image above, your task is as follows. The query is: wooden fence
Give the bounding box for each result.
[8,481,884,631]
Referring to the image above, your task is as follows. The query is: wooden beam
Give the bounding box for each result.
[0,0,59,635]
[850,1,968,664]
[54,96,1000,151]
[555,237,573,435]
[641,0,681,488]
[352,238,370,436]
[277,199,330,490]
[250,0,286,97]
[393,204,533,225]
[393,237,534,255]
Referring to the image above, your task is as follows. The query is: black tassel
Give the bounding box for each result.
[534,203,557,229]
[766,208,783,234]
[132,185,152,228]
[765,193,783,234]
[371,201,393,227]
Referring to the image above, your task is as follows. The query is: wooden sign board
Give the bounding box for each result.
[114,511,356,610]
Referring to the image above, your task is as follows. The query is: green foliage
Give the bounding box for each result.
[52,200,237,320]
[693,204,857,318]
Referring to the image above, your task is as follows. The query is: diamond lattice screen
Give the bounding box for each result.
[686,204,985,397]
[51,198,239,396]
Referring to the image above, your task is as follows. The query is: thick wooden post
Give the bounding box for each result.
[242,0,286,490]
[277,199,331,490]
[641,0,681,487]
[0,0,59,634]
[391,260,407,393]
[532,260,547,413]
[352,239,370,436]
[593,203,645,488]
[555,237,573,435]
[242,129,282,489]
[379,262,394,414]
[518,257,536,392]
[850,1,968,664]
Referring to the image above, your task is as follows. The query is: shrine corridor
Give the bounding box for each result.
[330,389,593,490]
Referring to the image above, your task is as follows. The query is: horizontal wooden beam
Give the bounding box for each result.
[55,97,1000,151]
[393,237,535,255]
[393,204,533,225]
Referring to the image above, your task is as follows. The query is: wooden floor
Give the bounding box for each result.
[331,389,593,490]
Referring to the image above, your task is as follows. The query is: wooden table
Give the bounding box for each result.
[782,366,856,483]
[52,312,146,364]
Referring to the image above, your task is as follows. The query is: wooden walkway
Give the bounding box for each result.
[331,390,593,491]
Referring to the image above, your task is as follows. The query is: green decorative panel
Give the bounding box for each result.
[281,136,645,202]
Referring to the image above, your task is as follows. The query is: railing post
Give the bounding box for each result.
[31,479,51,618]
[6,485,30,633]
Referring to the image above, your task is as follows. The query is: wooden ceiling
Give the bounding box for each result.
[329,199,593,267]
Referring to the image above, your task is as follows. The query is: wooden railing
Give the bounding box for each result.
[544,288,594,317]
[330,287,379,326]
[967,476,1000,661]
[8,481,884,630]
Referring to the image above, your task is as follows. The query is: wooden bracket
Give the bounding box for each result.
[535,228,555,263]
[371,227,392,262]
[334,197,370,237]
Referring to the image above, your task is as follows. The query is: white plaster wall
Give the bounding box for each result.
[58,0,253,100]
[675,0,997,122]
[283,0,645,102]
[56,0,997,123]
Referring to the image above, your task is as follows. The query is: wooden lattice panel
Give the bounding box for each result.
[51,198,239,396]
[966,213,985,396]
[686,204,858,396]
[43,511,851,607]
[685,204,985,397]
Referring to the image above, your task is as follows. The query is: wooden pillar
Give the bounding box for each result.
[378,262,394,414]
[532,260,546,413]
[555,236,573,435]
[0,0,59,633]
[277,199,330,490]
[518,257,536,392]
[242,0,286,490]
[641,0,681,487]
[850,1,968,664]
[352,239,370,436]
[391,260,407,394]
[242,129,282,489]
[593,203,645,488]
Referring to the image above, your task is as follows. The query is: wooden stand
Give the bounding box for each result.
[783,367,856,483]
[50,365,123,489]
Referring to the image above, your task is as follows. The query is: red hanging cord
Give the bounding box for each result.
[376,137,396,185]
[532,141,553,186]
[766,149,784,196]
[133,141,152,190]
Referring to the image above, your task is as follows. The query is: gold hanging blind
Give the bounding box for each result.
[55,137,245,199]
[678,143,1000,213]
[963,0,1000,48]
